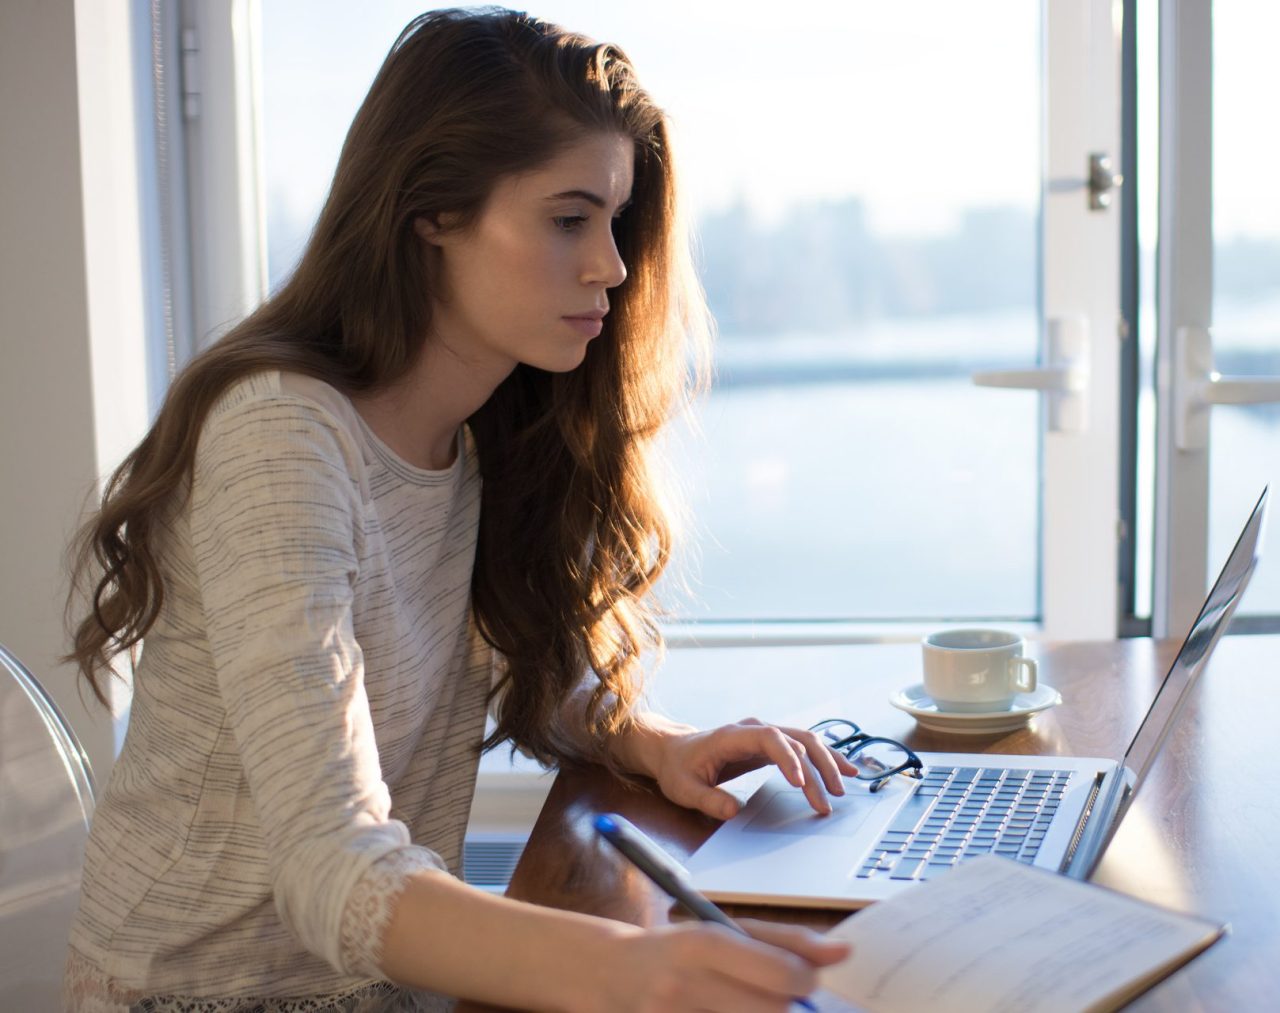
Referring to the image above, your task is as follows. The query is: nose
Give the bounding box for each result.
[583,228,627,289]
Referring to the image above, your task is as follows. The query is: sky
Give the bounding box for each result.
[260,1,1040,239]
[260,1,1279,246]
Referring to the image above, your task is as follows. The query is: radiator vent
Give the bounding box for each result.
[463,833,529,893]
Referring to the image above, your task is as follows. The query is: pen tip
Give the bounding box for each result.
[594,813,617,834]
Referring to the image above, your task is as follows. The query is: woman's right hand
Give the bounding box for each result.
[590,918,851,1013]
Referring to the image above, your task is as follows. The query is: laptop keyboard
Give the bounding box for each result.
[856,765,1072,881]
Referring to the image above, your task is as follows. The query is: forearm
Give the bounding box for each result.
[554,679,696,779]
[379,867,637,1011]
[605,709,697,779]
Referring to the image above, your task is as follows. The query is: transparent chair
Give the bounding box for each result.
[0,642,96,1007]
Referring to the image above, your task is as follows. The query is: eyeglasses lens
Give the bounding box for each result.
[849,740,913,779]
[817,720,861,747]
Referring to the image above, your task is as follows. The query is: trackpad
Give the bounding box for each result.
[742,789,877,837]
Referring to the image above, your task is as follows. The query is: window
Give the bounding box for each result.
[258,1,1122,633]
[174,0,1279,639]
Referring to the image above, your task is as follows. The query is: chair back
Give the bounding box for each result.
[0,643,96,1006]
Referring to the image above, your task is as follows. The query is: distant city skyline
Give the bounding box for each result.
[267,187,1280,335]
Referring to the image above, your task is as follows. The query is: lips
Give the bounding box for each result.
[562,308,607,339]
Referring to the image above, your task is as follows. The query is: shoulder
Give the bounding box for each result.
[206,370,356,427]
[197,370,372,500]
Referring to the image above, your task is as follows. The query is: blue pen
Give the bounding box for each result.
[593,812,820,1012]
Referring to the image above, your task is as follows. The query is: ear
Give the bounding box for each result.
[414,212,462,246]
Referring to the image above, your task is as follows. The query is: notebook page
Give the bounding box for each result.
[818,856,1223,1013]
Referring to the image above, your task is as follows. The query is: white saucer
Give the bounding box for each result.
[889,682,1062,735]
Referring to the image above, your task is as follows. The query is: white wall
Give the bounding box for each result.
[0,0,151,781]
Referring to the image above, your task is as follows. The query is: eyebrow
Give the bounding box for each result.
[545,190,632,212]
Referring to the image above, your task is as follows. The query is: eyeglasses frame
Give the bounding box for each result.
[809,718,925,793]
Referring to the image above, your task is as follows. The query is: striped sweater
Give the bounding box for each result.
[67,371,491,1011]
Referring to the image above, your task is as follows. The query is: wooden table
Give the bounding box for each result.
[462,635,1280,1011]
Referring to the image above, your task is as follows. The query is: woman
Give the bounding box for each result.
[64,9,854,1011]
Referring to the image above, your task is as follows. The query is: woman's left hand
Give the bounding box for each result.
[651,718,859,822]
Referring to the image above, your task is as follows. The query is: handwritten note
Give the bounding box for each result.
[818,856,1223,1013]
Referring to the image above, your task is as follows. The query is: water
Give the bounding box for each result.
[660,375,1039,621]
[657,310,1280,622]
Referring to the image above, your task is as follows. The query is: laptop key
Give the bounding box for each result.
[890,858,926,880]
[886,793,937,835]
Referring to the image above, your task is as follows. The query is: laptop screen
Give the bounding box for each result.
[1117,487,1268,802]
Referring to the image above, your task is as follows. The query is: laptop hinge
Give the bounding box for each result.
[1059,771,1105,873]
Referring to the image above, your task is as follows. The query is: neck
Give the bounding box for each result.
[352,338,513,471]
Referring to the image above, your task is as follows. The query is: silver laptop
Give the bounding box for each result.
[686,487,1268,909]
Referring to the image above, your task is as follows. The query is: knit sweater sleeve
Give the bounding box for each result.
[189,390,445,976]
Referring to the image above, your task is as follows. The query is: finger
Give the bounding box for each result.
[746,726,807,788]
[739,919,854,968]
[783,728,849,795]
[736,728,834,814]
[787,745,833,816]
[679,777,742,821]
[689,971,793,1013]
[774,734,833,814]
[830,748,860,777]
[690,925,818,999]
[795,724,861,779]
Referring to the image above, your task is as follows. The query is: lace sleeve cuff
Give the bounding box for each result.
[338,846,446,978]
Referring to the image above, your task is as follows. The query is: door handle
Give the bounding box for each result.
[972,315,1090,433]
[1175,325,1280,450]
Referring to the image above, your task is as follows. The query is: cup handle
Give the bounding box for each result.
[1011,657,1037,694]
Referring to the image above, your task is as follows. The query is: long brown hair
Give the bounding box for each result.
[67,7,709,769]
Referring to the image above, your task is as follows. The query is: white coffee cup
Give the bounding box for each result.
[921,628,1037,712]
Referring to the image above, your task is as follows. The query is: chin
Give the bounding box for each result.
[527,345,591,374]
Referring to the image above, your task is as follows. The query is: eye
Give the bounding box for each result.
[553,215,588,232]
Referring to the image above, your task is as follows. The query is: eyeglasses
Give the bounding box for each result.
[810,718,925,793]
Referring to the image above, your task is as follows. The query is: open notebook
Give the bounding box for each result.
[811,855,1225,1013]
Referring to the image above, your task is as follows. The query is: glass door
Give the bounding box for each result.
[1208,0,1280,621]
[1153,0,1280,637]
[971,0,1125,639]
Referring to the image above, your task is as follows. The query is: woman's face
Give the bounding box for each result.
[419,131,634,376]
